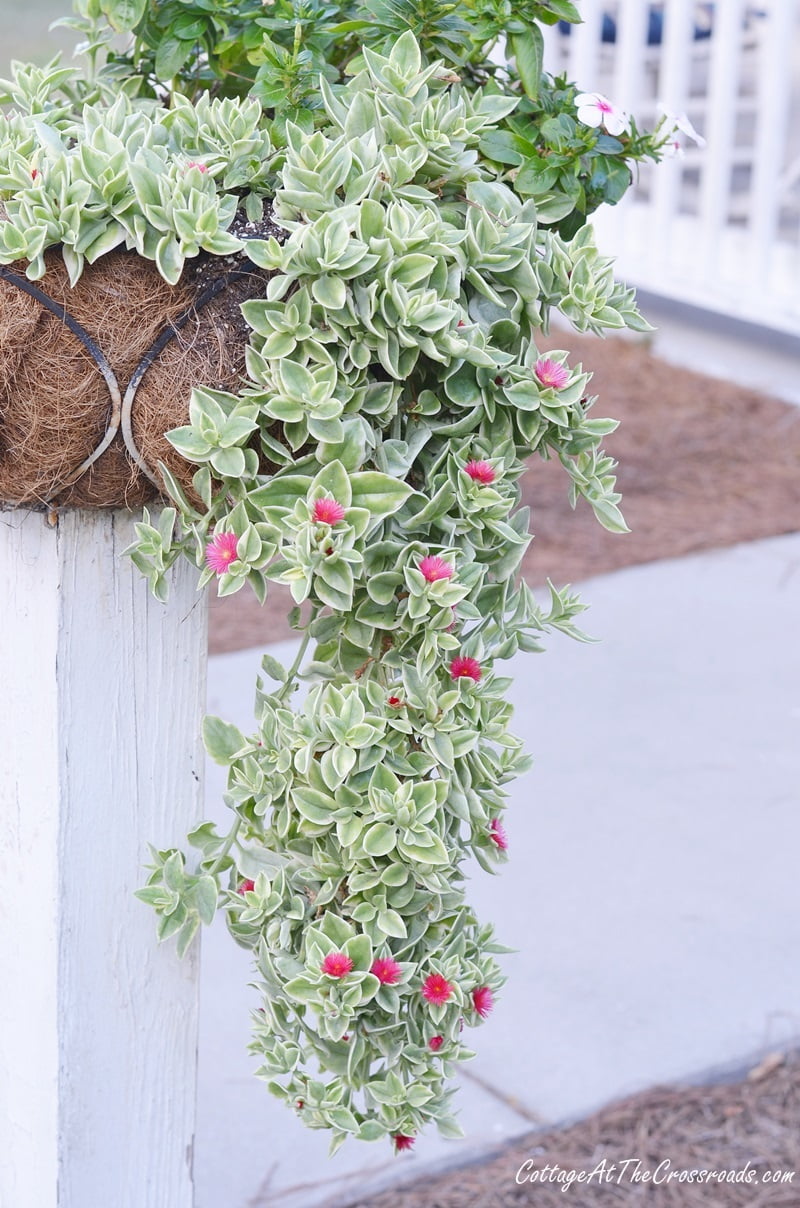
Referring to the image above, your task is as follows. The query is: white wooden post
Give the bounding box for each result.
[0,508,206,1207]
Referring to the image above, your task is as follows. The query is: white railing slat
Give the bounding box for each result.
[613,0,651,113]
[750,0,796,278]
[651,0,695,262]
[699,0,746,281]
[553,0,800,335]
[569,0,605,91]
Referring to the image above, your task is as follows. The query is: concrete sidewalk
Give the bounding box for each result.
[195,533,800,1208]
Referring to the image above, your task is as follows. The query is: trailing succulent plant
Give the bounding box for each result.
[0,0,689,1155]
[0,67,272,282]
[56,0,673,237]
[129,36,653,1151]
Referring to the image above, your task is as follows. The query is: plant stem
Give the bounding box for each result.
[276,604,320,701]
[206,607,320,879]
[209,817,242,876]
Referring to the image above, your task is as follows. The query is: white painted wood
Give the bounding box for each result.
[569,0,603,91]
[551,0,800,336]
[651,0,695,255]
[613,0,650,113]
[0,507,207,1208]
[698,0,745,282]
[750,0,795,273]
[0,509,60,1208]
[540,18,564,77]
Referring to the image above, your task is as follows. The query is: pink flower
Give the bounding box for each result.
[534,358,570,391]
[464,459,495,485]
[575,92,628,137]
[237,879,256,895]
[472,986,494,1019]
[428,1035,444,1052]
[387,695,404,708]
[31,167,39,180]
[186,161,208,173]
[312,496,346,525]
[422,973,454,1005]
[450,656,482,683]
[489,819,508,851]
[419,555,454,583]
[320,951,353,979]
[205,531,239,575]
[371,957,402,985]
[393,1134,415,1152]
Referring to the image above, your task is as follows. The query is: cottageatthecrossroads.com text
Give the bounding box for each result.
[515,1157,796,1192]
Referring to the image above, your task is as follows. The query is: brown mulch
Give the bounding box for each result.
[339,1051,800,1208]
[208,332,800,653]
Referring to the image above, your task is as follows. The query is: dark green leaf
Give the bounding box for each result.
[511,26,544,103]
[155,35,194,81]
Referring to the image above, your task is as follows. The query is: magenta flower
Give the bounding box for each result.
[320,951,354,979]
[312,496,346,525]
[237,879,256,895]
[428,1035,444,1052]
[393,1134,415,1152]
[186,161,208,173]
[472,986,494,1019]
[534,358,570,391]
[205,531,239,575]
[450,655,482,683]
[419,555,454,583]
[422,973,454,1006]
[371,957,402,985]
[464,459,496,485]
[489,819,508,851]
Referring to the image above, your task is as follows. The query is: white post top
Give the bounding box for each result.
[0,508,207,1208]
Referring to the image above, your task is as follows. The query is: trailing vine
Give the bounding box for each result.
[130,37,653,1152]
[0,0,695,1155]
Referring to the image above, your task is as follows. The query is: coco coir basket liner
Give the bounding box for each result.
[0,246,271,509]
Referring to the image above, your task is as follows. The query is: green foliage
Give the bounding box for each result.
[0,81,272,282]
[56,0,671,233]
[123,33,649,1148]
[0,0,681,1153]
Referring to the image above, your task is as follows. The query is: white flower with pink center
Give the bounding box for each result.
[674,112,705,147]
[575,91,628,137]
[658,106,706,150]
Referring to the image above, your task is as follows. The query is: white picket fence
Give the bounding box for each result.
[542,1,800,336]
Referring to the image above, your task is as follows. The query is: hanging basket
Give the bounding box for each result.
[0,246,271,509]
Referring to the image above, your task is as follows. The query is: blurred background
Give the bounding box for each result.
[0,0,71,69]
[542,1,800,337]
[2,4,798,1207]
